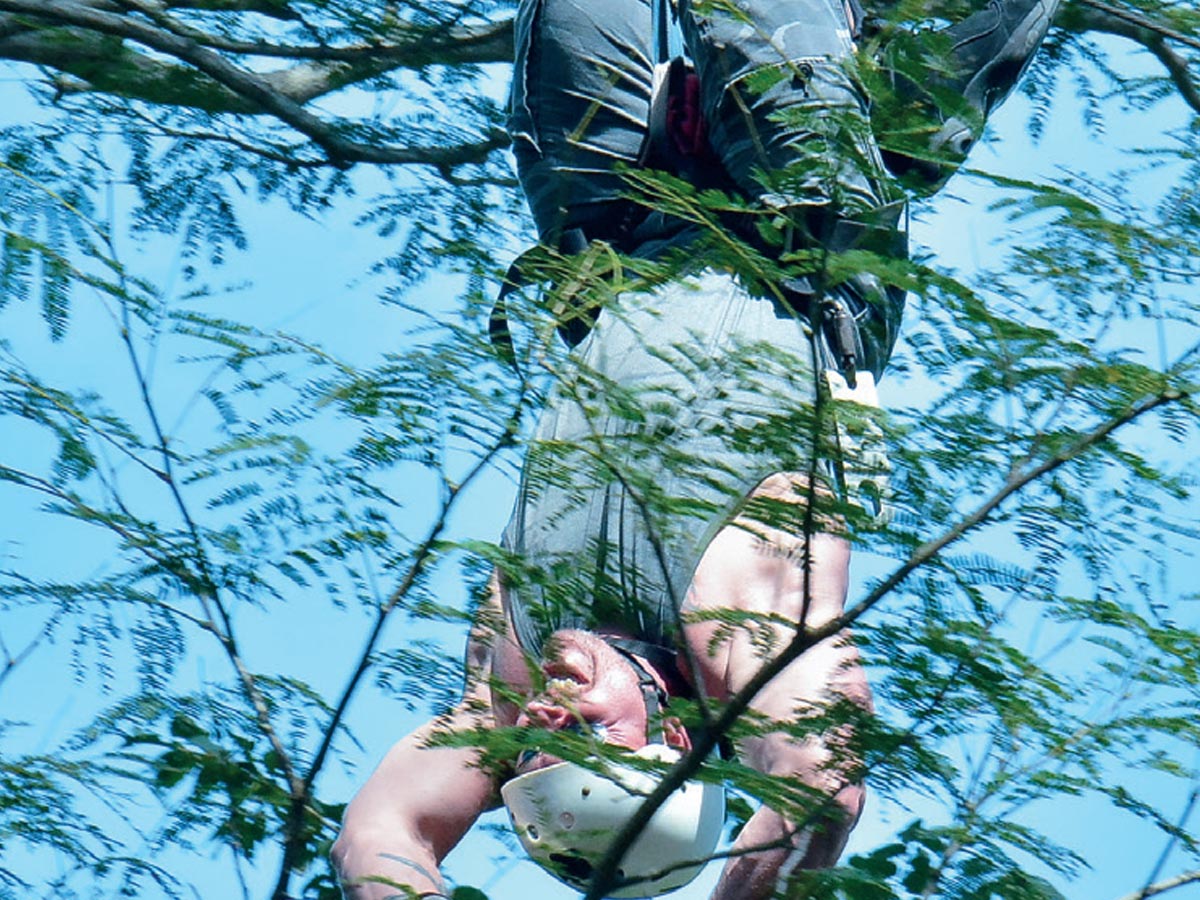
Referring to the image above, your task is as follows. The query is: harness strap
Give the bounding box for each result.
[489,227,598,369]
[600,636,734,760]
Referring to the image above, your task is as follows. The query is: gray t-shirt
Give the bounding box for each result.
[501,270,829,655]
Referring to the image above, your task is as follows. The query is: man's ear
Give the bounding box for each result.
[662,716,692,751]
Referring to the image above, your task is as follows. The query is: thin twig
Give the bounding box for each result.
[268,387,525,900]
[0,608,64,691]
[585,385,1189,898]
[1116,870,1200,900]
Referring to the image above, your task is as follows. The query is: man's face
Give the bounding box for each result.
[513,631,653,774]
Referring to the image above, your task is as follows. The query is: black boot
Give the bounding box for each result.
[870,0,1062,190]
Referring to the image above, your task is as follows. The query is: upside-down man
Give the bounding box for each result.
[333,0,1060,897]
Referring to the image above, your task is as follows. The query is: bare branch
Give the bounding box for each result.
[116,108,508,170]
[158,0,302,20]
[125,11,514,69]
[1115,870,1200,900]
[1070,0,1200,113]
[77,0,303,16]
[119,113,334,166]
[1078,0,1200,52]
[0,23,253,112]
[0,0,511,168]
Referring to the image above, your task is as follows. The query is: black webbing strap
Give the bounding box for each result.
[489,227,592,369]
[604,637,693,699]
[488,257,526,370]
[603,638,675,745]
[601,636,736,759]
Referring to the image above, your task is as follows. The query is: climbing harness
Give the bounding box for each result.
[491,0,896,389]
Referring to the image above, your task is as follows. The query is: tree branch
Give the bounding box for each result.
[1078,0,1200,52]
[114,106,508,169]
[77,0,303,17]
[584,384,1190,899]
[1071,0,1200,113]
[119,111,333,166]
[1115,870,1200,900]
[0,4,512,109]
[148,0,302,20]
[0,0,510,167]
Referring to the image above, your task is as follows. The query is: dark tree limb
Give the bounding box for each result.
[1078,0,1200,52]
[119,111,505,170]
[113,1,514,66]
[0,0,510,167]
[0,5,512,111]
[1071,0,1200,113]
[79,0,302,16]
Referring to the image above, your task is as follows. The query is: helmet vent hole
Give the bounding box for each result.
[549,853,593,882]
[559,811,575,829]
[526,824,540,841]
[580,786,591,798]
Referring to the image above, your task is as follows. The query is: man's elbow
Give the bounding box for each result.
[329,821,399,894]
[754,738,868,837]
[330,824,371,893]
[332,816,444,899]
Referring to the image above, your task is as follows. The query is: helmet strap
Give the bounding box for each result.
[601,638,676,745]
[601,636,736,760]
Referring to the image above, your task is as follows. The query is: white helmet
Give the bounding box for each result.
[501,744,725,898]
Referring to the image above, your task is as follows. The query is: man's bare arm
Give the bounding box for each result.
[333,582,510,899]
[683,485,869,900]
[331,705,499,899]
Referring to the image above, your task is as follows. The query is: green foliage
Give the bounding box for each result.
[0,157,526,893]
[0,2,1199,900]
[790,819,1072,899]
